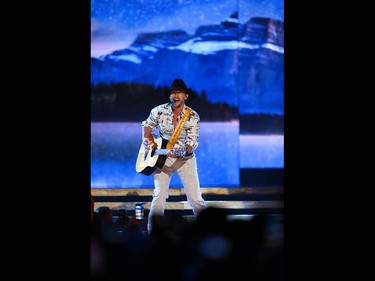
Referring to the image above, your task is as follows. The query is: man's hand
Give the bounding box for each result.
[167,146,187,158]
[143,135,157,150]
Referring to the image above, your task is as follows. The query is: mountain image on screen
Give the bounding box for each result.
[91,12,284,118]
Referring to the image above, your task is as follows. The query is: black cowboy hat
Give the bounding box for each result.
[163,78,197,102]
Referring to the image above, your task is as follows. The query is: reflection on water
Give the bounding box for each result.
[91,122,283,188]
[239,134,284,168]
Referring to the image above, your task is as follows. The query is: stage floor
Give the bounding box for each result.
[92,187,284,217]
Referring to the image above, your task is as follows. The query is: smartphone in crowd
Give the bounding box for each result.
[135,204,144,221]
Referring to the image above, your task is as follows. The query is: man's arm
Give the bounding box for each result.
[143,126,157,149]
[185,144,193,154]
[184,111,200,154]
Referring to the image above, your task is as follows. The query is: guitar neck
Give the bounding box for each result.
[154,149,170,155]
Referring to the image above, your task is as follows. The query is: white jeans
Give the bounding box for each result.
[147,154,206,233]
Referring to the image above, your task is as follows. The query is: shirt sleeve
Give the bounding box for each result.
[184,110,200,150]
[142,106,159,130]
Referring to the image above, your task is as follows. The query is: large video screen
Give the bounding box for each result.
[91,0,284,188]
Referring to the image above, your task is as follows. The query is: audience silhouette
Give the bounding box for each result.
[91,206,283,280]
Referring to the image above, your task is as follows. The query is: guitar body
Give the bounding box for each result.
[135,137,168,176]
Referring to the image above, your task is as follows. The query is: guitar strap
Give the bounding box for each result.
[166,108,191,149]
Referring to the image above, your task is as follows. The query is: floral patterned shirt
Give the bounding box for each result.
[142,102,200,151]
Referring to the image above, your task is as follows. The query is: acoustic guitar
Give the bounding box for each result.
[135,137,186,175]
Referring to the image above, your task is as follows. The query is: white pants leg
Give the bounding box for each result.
[147,154,206,234]
[176,155,206,215]
[147,163,172,234]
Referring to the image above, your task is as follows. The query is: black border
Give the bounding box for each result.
[14,1,92,277]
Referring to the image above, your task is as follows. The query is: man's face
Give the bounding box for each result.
[170,90,188,106]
